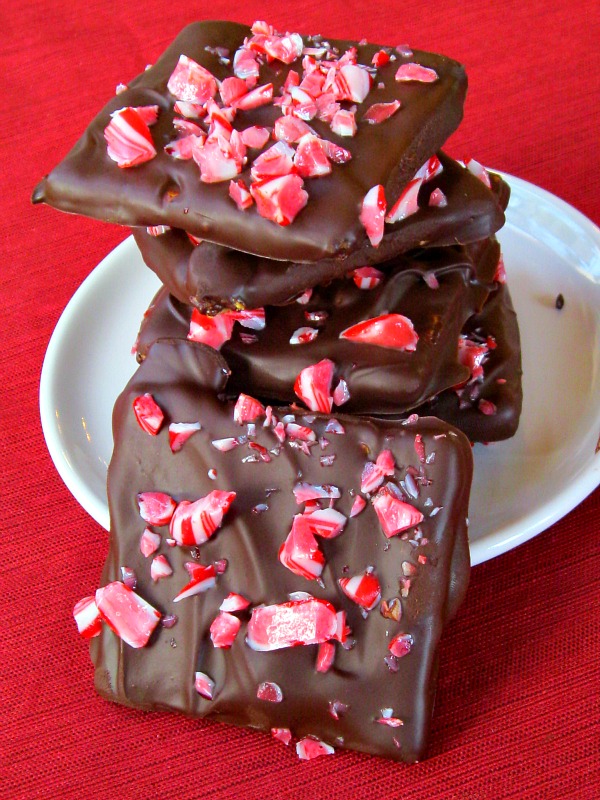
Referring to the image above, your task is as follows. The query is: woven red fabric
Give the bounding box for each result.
[2,2,599,798]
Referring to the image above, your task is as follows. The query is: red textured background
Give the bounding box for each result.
[3,2,599,798]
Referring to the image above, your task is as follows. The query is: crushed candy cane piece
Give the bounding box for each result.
[219,593,250,612]
[233,393,266,424]
[188,309,235,349]
[372,488,424,537]
[340,314,418,351]
[294,358,335,412]
[296,737,335,760]
[173,563,217,602]
[167,54,217,104]
[250,174,308,226]
[333,378,350,406]
[279,516,326,581]
[290,327,319,345]
[140,528,161,557]
[385,177,422,223]
[104,107,157,168]
[464,157,492,188]
[73,596,102,639]
[272,728,292,745]
[293,481,341,503]
[194,671,215,699]
[429,187,448,207]
[414,155,443,181]
[330,109,357,137]
[360,449,395,494]
[352,267,384,289]
[137,492,176,526]
[120,566,137,590]
[95,581,160,648]
[229,179,253,210]
[210,611,241,648]
[303,507,347,539]
[363,100,401,124]
[257,681,283,702]
[133,393,164,435]
[150,554,173,582]
[360,185,386,247]
[246,597,340,651]
[169,490,236,546]
[316,641,336,673]
[349,495,367,517]
[168,421,201,452]
[338,570,381,610]
[395,63,438,82]
[389,632,414,658]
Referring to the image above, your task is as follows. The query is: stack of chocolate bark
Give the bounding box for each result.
[34,20,522,762]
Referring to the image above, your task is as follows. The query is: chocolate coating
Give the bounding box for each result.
[133,155,508,310]
[411,282,523,441]
[32,20,468,262]
[136,239,501,415]
[91,339,472,763]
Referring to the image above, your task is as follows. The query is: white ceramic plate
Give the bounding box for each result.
[39,174,600,566]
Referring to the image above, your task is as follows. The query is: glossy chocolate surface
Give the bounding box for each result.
[133,156,508,310]
[91,340,472,763]
[32,20,467,262]
[136,239,501,415]
[411,282,522,441]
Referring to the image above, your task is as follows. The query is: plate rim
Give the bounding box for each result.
[39,171,600,565]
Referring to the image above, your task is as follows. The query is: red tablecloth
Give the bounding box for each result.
[3,2,599,797]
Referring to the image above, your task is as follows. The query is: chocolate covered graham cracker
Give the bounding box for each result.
[86,339,472,763]
[135,238,502,416]
[132,153,508,311]
[32,20,469,263]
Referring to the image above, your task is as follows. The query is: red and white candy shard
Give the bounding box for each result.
[226,307,266,330]
[338,571,381,610]
[139,528,161,557]
[289,326,319,346]
[349,495,367,517]
[414,433,426,463]
[372,489,424,538]
[229,178,253,210]
[478,399,497,416]
[296,737,335,760]
[340,314,418,351]
[388,632,414,658]
[250,174,308,226]
[167,55,218,103]
[294,358,335,412]
[302,507,347,539]
[385,177,423,223]
[330,109,356,137]
[173,563,217,602]
[95,581,161,649]
[352,267,384,290]
[210,611,241,648]
[239,126,271,149]
[73,596,102,639]
[233,393,265,425]
[294,135,332,178]
[429,188,448,207]
[257,681,283,702]
[464,157,492,188]
[360,185,386,247]
[360,449,395,494]
[169,491,236,547]
[104,107,157,168]
[286,423,316,442]
[194,671,215,700]
[150,554,173,582]
[333,378,350,407]
[246,597,340,651]
[293,481,341,504]
[219,592,250,612]
[395,63,438,82]
[188,308,235,349]
[251,141,295,179]
[168,421,201,452]
[376,708,404,727]
[414,155,443,182]
[137,491,176,526]
[279,517,325,581]
[132,393,164,435]
[271,728,292,745]
[120,566,137,590]
[363,100,401,124]
[316,641,336,673]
